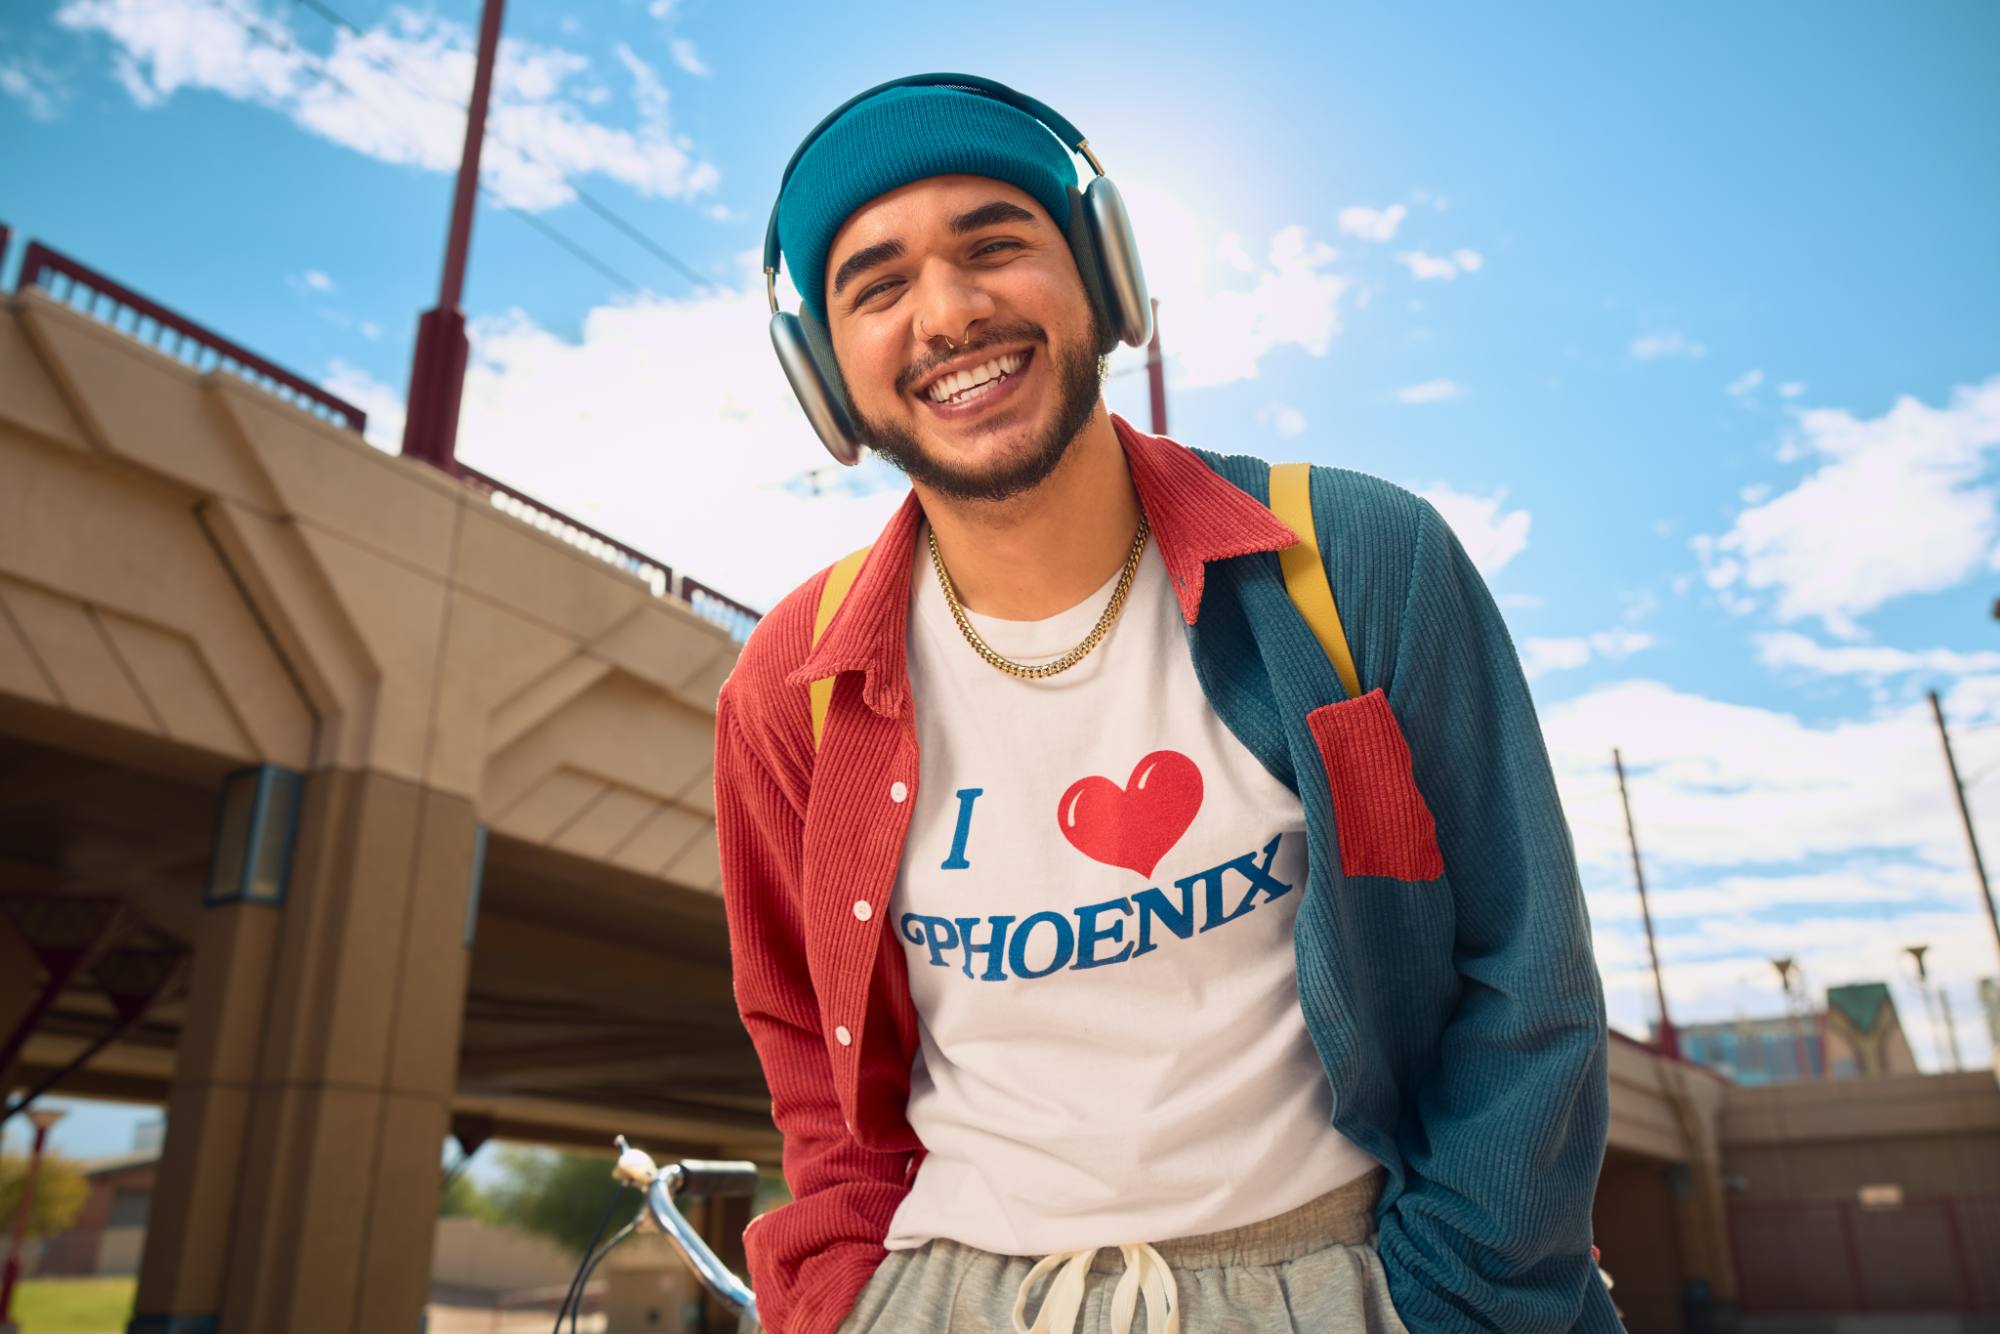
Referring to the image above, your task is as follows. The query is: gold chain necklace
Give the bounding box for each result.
[928,514,1151,680]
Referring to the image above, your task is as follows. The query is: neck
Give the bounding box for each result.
[917,404,1141,620]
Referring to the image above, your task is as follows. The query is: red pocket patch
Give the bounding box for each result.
[1306,689,1444,881]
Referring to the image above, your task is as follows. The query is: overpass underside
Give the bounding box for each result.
[0,286,769,1332]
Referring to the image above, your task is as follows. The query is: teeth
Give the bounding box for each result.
[926,352,1025,403]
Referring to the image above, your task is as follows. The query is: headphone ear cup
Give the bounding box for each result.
[1077,176,1152,349]
[769,309,864,465]
[1064,184,1121,358]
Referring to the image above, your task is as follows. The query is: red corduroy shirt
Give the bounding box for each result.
[713,415,1303,1334]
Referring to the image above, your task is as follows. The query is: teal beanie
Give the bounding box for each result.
[777,84,1079,324]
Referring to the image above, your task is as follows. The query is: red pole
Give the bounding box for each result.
[401,0,508,473]
[0,1109,64,1320]
[1145,297,1167,436]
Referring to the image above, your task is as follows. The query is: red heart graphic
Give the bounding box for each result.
[1057,750,1204,878]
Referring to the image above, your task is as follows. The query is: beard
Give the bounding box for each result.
[848,312,1108,505]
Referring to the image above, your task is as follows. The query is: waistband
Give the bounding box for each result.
[1078,1165,1385,1275]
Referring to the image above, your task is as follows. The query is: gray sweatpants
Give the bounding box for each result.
[834,1168,1408,1333]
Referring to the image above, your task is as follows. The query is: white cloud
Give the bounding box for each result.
[0,57,68,120]
[1693,373,2000,636]
[1413,483,1531,575]
[1336,203,1406,242]
[1256,402,1307,439]
[1779,380,1806,398]
[1542,677,2000,1060]
[302,268,334,293]
[439,262,910,610]
[1726,368,1764,397]
[323,358,407,452]
[1394,378,1461,405]
[667,37,708,77]
[57,0,719,212]
[1756,631,2000,680]
[1629,331,1708,361]
[1395,248,1479,281]
[1519,628,1657,680]
[1115,179,1349,390]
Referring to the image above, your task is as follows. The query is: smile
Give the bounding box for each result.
[918,348,1033,418]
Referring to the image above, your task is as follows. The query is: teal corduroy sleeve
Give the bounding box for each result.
[1373,499,1623,1332]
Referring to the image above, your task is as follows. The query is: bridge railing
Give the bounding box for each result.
[17,240,369,434]
[5,228,763,640]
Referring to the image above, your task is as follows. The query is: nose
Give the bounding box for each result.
[911,256,997,350]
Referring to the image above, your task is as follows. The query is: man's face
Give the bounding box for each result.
[822,175,1107,504]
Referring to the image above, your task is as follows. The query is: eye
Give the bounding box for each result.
[855,277,897,304]
[975,239,1022,258]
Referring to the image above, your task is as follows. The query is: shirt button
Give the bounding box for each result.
[835,1025,852,1046]
[889,780,909,803]
[853,900,873,922]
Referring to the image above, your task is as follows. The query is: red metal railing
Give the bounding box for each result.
[8,233,764,639]
[458,463,673,598]
[16,241,368,434]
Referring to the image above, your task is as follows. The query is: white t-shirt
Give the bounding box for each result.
[883,521,1379,1256]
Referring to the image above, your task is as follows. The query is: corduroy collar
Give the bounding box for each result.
[783,412,1300,717]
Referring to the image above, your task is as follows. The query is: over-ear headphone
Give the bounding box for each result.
[763,73,1152,466]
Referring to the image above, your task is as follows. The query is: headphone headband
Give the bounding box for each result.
[762,72,1103,311]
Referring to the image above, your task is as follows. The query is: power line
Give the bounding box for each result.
[288,0,713,292]
[204,0,642,295]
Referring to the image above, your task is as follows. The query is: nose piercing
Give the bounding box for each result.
[918,318,968,350]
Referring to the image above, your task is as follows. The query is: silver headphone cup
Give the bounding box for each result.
[1082,176,1152,348]
[770,311,864,465]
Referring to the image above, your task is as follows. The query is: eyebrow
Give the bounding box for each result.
[830,199,1040,302]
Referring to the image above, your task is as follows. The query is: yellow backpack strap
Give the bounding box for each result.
[1269,462,1362,700]
[809,546,872,749]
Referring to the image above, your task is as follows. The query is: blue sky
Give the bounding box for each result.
[5,0,2000,1156]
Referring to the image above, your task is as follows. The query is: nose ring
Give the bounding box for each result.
[918,318,968,350]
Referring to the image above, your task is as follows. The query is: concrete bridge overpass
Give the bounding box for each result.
[3,242,1992,1334]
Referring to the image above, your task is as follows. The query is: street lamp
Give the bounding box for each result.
[0,1105,67,1331]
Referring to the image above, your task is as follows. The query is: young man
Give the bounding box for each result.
[716,78,1620,1334]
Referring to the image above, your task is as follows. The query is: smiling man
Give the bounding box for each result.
[714,77,1621,1334]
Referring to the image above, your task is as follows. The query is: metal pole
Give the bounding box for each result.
[1614,748,1679,1058]
[1936,987,1963,1072]
[1145,297,1167,436]
[1928,689,2000,974]
[1774,957,1810,1081]
[401,0,507,473]
[0,1108,63,1321]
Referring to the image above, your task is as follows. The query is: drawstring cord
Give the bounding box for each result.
[1012,1242,1181,1334]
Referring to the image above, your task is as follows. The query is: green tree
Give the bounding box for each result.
[439,1168,495,1220]
[0,1152,89,1239]
[484,1147,627,1255]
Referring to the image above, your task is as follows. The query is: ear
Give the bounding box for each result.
[1064,179,1152,353]
[769,306,864,465]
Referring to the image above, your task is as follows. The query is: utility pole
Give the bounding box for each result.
[401,0,508,474]
[1928,689,2000,976]
[1772,957,1814,1080]
[1904,943,1962,1072]
[1145,297,1166,436]
[1613,748,1679,1059]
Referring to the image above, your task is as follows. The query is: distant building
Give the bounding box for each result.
[1672,981,1921,1085]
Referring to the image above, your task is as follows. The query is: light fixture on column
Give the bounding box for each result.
[203,765,304,906]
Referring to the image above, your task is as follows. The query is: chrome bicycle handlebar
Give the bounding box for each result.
[614,1136,761,1329]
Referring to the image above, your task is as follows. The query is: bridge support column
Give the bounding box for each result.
[131,768,480,1334]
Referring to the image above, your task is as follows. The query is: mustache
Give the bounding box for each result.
[896,322,1049,396]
